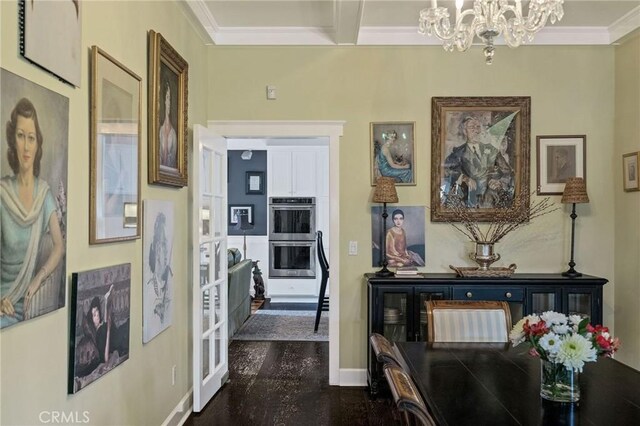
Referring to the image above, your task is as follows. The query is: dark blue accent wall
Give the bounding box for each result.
[228,150,267,235]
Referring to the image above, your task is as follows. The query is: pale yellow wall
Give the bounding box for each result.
[207,45,620,369]
[0,1,207,425]
[614,31,640,370]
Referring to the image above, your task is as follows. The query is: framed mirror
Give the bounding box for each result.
[90,46,142,244]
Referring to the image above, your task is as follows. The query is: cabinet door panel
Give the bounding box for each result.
[269,151,292,195]
[415,288,449,341]
[292,151,317,195]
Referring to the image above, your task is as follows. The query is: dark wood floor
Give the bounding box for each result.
[185,341,401,426]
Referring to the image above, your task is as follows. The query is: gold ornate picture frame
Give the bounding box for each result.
[430,96,531,222]
[148,30,188,187]
[89,46,142,244]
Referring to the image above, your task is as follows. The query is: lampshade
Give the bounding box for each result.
[239,213,254,230]
[561,177,589,204]
[372,177,398,203]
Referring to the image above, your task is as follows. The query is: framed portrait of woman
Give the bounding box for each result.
[1,68,68,329]
[370,122,416,186]
[148,30,189,187]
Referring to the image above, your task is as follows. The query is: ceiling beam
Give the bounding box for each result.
[333,0,365,45]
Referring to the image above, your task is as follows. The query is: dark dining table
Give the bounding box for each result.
[395,342,640,426]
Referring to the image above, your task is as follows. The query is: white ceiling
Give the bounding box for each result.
[182,0,640,46]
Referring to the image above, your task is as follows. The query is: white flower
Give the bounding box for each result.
[552,324,570,335]
[569,314,583,331]
[556,334,597,372]
[509,318,527,346]
[541,311,567,326]
[539,332,562,356]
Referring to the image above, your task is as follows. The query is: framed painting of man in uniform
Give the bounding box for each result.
[430,96,531,222]
[536,135,586,195]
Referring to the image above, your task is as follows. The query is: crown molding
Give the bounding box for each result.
[609,5,640,43]
[212,27,337,46]
[183,0,220,45]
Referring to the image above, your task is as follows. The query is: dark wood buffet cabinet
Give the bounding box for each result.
[365,272,608,394]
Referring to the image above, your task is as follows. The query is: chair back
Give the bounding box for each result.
[383,364,436,426]
[369,333,402,367]
[425,300,512,343]
[317,230,329,276]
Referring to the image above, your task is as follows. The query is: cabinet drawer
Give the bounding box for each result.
[453,287,524,302]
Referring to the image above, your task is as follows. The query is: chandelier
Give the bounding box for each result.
[419,0,565,64]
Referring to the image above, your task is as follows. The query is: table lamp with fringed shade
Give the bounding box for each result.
[373,177,399,277]
[561,177,589,277]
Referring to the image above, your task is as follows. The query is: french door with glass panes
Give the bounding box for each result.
[192,125,228,411]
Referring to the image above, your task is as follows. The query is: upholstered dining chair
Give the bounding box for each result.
[383,364,437,426]
[369,332,403,367]
[425,300,512,343]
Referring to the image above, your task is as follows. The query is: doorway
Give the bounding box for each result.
[208,120,343,385]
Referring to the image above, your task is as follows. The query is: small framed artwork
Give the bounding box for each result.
[371,122,416,186]
[536,135,586,195]
[431,96,531,222]
[19,0,81,86]
[148,30,189,187]
[69,264,131,394]
[89,46,142,244]
[229,205,254,226]
[246,171,265,195]
[623,152,639,192]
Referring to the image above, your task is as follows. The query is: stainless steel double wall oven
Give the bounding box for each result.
[268,197,316,278]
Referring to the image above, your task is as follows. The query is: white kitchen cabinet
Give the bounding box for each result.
[268,148,321,196]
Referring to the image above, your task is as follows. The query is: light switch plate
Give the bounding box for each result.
[348,240,358,255]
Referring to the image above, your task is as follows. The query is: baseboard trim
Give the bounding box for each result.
[339,368,367,387]
[161,388,193,426]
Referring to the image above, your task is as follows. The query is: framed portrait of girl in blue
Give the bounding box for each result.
[1,68,68,330]
[370,122,416,186]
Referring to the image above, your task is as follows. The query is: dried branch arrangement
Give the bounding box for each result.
[443,190,558,244]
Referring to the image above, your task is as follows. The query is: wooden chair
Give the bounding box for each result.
[425,300,512,343]
[369,333,403,367]
[383,364,437,426]
[314,230,329,333]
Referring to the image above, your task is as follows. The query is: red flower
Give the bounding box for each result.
[524,320,549,337]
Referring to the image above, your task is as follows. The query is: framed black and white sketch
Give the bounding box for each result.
[69,264,131,394]
[229,205,254,226]
[536,135,586,195]
[143,200,174,343]
[89,46,142,244]
[19,0,81,86]
[246,171,264,195]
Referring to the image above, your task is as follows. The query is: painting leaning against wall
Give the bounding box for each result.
[0,68,68,330]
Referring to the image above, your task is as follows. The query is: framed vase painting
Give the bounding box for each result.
[536,135,586,195]
[148,30,189,187]
[370,122,416,186]
[89,46,142,244]
[430,96,531,222]
[623,152,639,192]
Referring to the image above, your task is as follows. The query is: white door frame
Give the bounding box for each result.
[207,120,343,385]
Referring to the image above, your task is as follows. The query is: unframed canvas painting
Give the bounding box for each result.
[1,68,68,330]
[371,206,426,268]
[69,264,131,393]
[143,200,174,343]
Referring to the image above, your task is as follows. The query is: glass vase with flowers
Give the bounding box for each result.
[510,311,620,402]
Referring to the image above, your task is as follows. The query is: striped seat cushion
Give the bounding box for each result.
[432,309,508,342]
